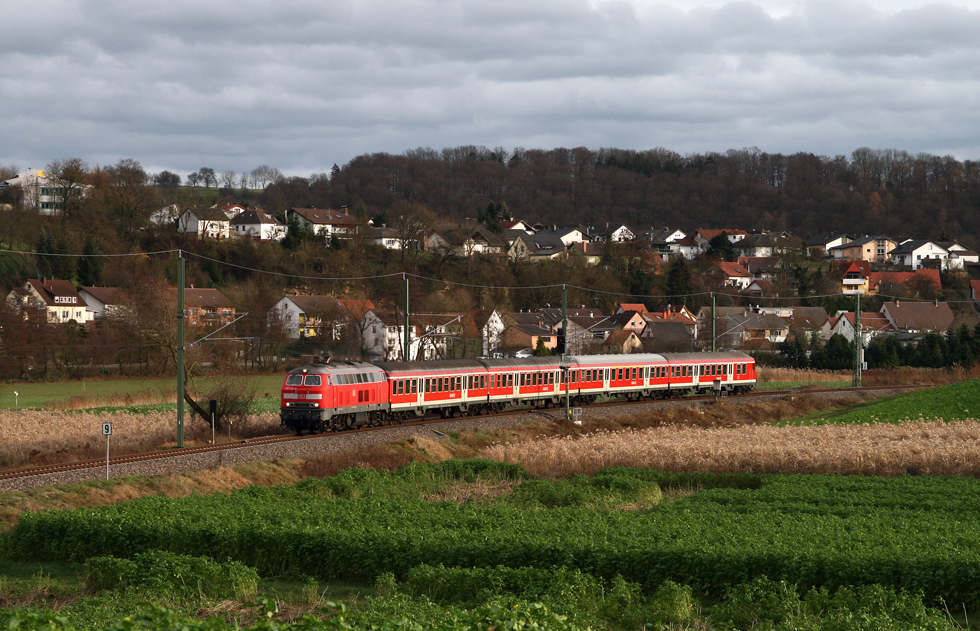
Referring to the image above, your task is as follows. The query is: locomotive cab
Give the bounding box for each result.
[280,359,388,434]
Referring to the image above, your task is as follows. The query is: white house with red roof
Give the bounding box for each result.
[709,261,752,289]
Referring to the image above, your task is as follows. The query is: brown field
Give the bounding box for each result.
[481,420,980,477]
[0,410,281,468]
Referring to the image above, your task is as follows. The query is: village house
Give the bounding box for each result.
[602,329,643,353]
[178,288,235,328]
[707,261,752,289]
[177,207,233,239]
[78,286,125,319]
[285,207,361,239]
[822,311,895,345]
[6,278,93,324]
[888,240,949,270]
[879,301,955,335]
[426,226,505,256]
[827,235,897,263]
[868,269,942,297]
[805,233,853,258]
[269,295,355,340]
[230,209,287,241]
[359,308,418,361]
[829,260,873,295]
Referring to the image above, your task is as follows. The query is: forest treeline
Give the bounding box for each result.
[313,146,980,246]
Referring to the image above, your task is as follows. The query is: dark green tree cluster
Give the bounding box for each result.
[866,324,980,369]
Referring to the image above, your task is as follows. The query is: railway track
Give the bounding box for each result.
[0,383,926,487]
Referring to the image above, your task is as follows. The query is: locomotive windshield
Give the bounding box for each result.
[285,375,303,386]
[304,375,322,386]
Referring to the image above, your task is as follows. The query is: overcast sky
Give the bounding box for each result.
[3,0,979,178]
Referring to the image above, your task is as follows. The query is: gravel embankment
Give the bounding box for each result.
[0,387,903,493]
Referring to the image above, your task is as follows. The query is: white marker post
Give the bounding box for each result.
[102,422,112,480]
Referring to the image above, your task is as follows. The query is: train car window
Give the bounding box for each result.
[411,380,417,394]
[304,375,321,386]
[424,379,430,394]
[286,374,303,386]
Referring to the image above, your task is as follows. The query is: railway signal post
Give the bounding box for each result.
[102,422,112,480]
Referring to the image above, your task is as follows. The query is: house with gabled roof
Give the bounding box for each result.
[78,286,125,320]
[879,301,954,335]
[805,233,853,258]
[177,288,235,328]
[535,226,590,247]
[608,311,648,335]
[670,237,701,260]
[829,259,872,294]
[473,309,506,357]
[178,207,233,239]
[708,261,752,289]
[692,229,749,252]
[427,226,505,256]
[500,323,556,355]
[828,235,897,263]
[567,241,602,264]
[738,256,782,281]
[823,311,894,345]
[868,269,941,297]
[499,219,535,234]
[937,241,980,270]
[359,308,418,361]
[602,329,643,354]
[286,207,361,239]
[231,209,286,241]
[270,295,355,340]
[888,240,948,270]
[508,233,567,261]
[6,278,93,324]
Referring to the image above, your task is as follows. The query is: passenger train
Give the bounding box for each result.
[280,352,756,434]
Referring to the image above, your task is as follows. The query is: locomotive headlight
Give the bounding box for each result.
[285,402,292,407]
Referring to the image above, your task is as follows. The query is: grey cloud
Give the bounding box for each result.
[2,0,979,175]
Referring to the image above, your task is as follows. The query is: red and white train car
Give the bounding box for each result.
[280,352,756,434]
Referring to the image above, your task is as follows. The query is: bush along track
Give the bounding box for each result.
[4,461,980,610]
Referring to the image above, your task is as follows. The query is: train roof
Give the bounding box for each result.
[570,353,667,366]
[660,352,754,362]
[373,359,485,373]
[287,360,382,375]
[476,357,563,369]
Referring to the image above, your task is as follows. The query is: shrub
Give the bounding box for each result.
[84,551,258,601]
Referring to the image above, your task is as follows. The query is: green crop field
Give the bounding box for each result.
[790,378,980,426]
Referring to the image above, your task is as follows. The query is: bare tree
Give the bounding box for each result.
[389,201,436,265]
[198,167,217,188]
[250,165,283,189]
[104,158,158,238]
[44,157,89,223]
[220,170,237,190]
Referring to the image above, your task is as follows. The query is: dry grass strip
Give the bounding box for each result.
[0,410,281,467]
[482,420,980,477]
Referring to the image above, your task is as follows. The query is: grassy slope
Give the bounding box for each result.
[789,379,980,426]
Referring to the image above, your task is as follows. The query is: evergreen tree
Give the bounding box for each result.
[665,256,692,299]
[53,234,75,280]
[77,238,103,286]
[34,229,56,278]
